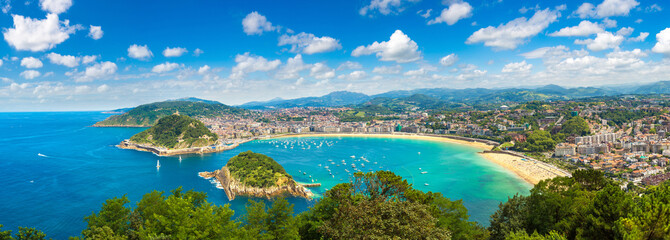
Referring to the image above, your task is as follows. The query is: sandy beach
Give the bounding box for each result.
[268,133,495,151]
[479,152,569,185]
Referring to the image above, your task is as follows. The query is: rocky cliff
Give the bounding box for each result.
[199,167,312,200]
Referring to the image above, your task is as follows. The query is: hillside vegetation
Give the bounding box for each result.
[95,100,245,126]
[226,151,292,188]
[129,114,218,149]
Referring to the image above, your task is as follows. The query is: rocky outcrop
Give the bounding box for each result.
[199,167,313,201]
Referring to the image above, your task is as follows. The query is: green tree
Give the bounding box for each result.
[560,116,590,136]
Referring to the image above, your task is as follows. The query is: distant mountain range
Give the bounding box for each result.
[238,81,670,109]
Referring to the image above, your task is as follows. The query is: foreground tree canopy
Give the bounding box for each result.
[2,169,670,239]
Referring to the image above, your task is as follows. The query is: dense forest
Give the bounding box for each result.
[95,100,246,126]
[129,114,218,149]
[226,151,292,188]
[2,169,668,239]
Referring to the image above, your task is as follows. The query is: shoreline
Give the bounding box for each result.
[265,133,496,151]
[478,151,570,185]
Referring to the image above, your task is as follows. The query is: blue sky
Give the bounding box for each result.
[0,0,669,111]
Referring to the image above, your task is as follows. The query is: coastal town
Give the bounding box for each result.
[195,95,670,188]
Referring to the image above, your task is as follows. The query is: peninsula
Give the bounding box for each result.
[118,114,227,156]
[199,151,312,200]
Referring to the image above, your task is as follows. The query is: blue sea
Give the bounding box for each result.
[0,112,532,239]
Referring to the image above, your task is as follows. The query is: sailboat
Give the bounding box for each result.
[179,156,182,162]
[156,160,161,169]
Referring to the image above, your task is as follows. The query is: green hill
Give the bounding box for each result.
[129,114,218,149]
[226,151,292,188]
[95,100,245,127]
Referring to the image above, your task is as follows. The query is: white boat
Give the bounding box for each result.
[424,183,429,186]
[418,152,421,155]
[156,160,161,169]
[350,155,355,158]
[179,156,182,162]
[421,171,428,174]
[37,153,46,157]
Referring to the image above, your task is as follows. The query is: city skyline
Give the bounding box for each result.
[0,0,669,111]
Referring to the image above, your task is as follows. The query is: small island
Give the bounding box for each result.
[199,151,313,200]
[118,114,229,156]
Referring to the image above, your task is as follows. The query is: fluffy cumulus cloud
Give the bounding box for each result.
[549,21,604,37]
[81,55,97,64]
[3,14,78,52]
[439,53,458,66]
[163,47,188,57]
[502,60,533,73]
[77,61,117,82]
[428,1,473,25]
[310,63,335,79]
[20,70,41,79]
[629,32,649,42]
[466,8,560,50]
[338,70,367,80]
[88,25,103,40]
[278,33,342,54]
[39,0,72,14]
[193,48,204,56]
[242,11,275,35]
[97,84,109,93]
[352,30,421,63]
[359,0,420,16]
[152,62,182,73]
[275,54,311,80]
[127,44,153,60]
[652,28,670,56]
[574,32,624,51]
[574,0,639,18]
[21,57,43,68]
[198,65,211,75]
[46,53,78,67]
[230,52,281,79]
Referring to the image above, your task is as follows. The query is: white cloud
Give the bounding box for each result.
[338,70,367,80]
[629,32,649,42]
[127,44,153,60]
[193,48,204,56]
[549,21,603,37]
[77,61,117,82]
[152,62,181,73]
[275,54,311,80]
[163,47,188,57]
[372,65,402,74]
[574,0,639,18]
[46,53,78,67]
[39,0,72,14]
[0,59,3,67]
[466,8,560,50]
[81,55,97,64]
[646,4,662,12]
[97,84,109,93]
[404,67,434,76]
[418,9,432,18]
[88,25,103,40]
[602,18,617,28]
[502,60,533,73]
[521,45,589,65]
[74,85,90,94]
[229,52,281,79]
[652,28,670,56]
[616,27,634,37]
[439,53,458,66]
[310,63,335,79]
[336,61,362,70]
[428,1,473,25]
[574,32,624,51]
[20,70,41,79]
[242,11,275,35]
[198,65,211,75]
[3,14,78,52]
[352,30,421,63]
[359,0,419,16]
[278,32,342,54]
[21,57,43,68]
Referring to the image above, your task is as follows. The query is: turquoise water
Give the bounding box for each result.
[0,112,531,239]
